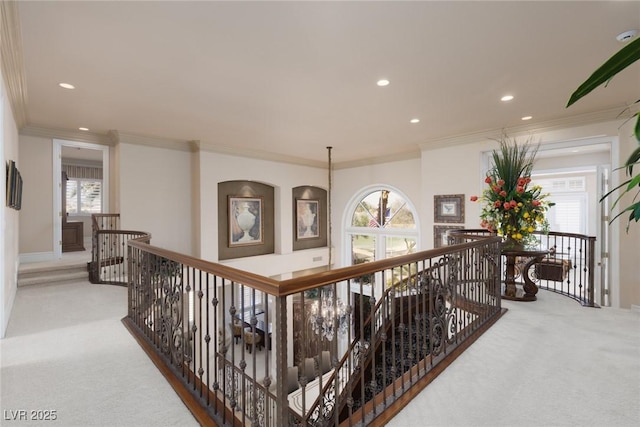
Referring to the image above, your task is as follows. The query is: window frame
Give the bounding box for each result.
[344,186,420,271]
[65,177,103,216]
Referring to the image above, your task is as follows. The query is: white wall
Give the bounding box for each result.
[2,71,20,338]
[419,120,636,307]
[118,142,193,255]
[18,134,53,255]
[198,150,329,277]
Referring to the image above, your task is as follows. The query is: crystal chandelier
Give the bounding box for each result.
[308,287,351,341]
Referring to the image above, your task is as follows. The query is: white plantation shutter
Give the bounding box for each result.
[65,180,79,213]
[80,181,101,213]
[65,178,102,214]
[533,176,587,234]
[547,194,586,234]
[241,285,263,313]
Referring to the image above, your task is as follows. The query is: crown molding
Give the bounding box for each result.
[1,1,29,128]
[333,149,421,170]
[420,106,629,151]
[20,125,113,145]
[196,140,327,168]
[108,130,192,152]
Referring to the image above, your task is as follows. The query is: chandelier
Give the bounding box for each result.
[308,287,351,341]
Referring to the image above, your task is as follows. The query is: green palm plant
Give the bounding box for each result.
[567,36,640,230]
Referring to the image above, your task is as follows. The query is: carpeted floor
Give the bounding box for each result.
[388,290,640,427]
[1,280,638,426]
[0,281,198,427]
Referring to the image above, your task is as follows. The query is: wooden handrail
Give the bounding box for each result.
[120,219,596,426]
[128,234,501,298]
[128,237,281,295]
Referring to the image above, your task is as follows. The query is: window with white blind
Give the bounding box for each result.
[534,177,587,234]
[546,193,587,234]
[65,178,102,215]
[240,285,263,316]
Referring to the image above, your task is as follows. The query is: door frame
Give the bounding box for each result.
[52,139,110,259]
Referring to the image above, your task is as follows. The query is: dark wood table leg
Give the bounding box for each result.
[521,255,545,299]
[504,254,517,298]
[501,250,548,302]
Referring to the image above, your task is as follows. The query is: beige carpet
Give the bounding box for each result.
[0,281,198,427]
[388,290,640,427]
[1,280,639,426]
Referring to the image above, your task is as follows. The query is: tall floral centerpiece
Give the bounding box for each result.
[471,136,553,250]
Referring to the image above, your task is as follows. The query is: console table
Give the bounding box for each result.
[502,249,548,301]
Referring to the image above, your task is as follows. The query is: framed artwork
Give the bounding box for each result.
[219,181,274,260]
[6,160,21,210]
[434,225,459,248]
[296,199,319,240]
[6,161,14,207]
[15,170,23,210]
[229,196,263,247]
[292,186,327,251]
[434,194,464,223]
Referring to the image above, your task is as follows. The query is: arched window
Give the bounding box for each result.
[345,188,419,277]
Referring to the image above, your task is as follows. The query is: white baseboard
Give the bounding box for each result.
[631,305,640,313]
[20,251,56,264]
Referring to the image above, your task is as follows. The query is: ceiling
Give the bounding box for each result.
[16,1,640,166]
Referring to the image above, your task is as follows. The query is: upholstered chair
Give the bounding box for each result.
[231,320,243,344]
[301,357,317,382]
[244,330,262,353]
[320,350,331,374]
[287,366,300,394]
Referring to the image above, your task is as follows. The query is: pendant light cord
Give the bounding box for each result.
[327,146,332,268]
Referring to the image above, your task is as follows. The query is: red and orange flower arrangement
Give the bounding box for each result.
[471,136,553,248]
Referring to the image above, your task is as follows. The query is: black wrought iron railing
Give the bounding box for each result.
[448,229,598,307]
[120,224,504,427]
[91,215,598,425]
[89,214,149,285]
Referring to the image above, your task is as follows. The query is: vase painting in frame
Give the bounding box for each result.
[229,196,263,247]
[296,199,319,240]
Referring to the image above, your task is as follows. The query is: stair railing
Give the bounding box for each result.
[121,226,502,426]
[89,214,149,285]
[448,229,599,307]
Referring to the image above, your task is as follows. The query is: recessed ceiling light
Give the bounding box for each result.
[79,127,89,131]
[410,118,420,124]
[59,83,75,89]
[377,79,390,87]
[501,95,514,102]
[616,29,638,43]
[521,116,532,121]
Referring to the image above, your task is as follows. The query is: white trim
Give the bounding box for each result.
[420,107,626,151]
[0,1,28,127]
[597,164,611,307]
[21,125,113,145]
[609,137,621,308]
[53,143,62,259]
[20,252,56,264]
[342,184,421,269]
[53,139,110,259]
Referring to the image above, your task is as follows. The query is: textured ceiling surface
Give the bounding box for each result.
[17,1,640,164]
